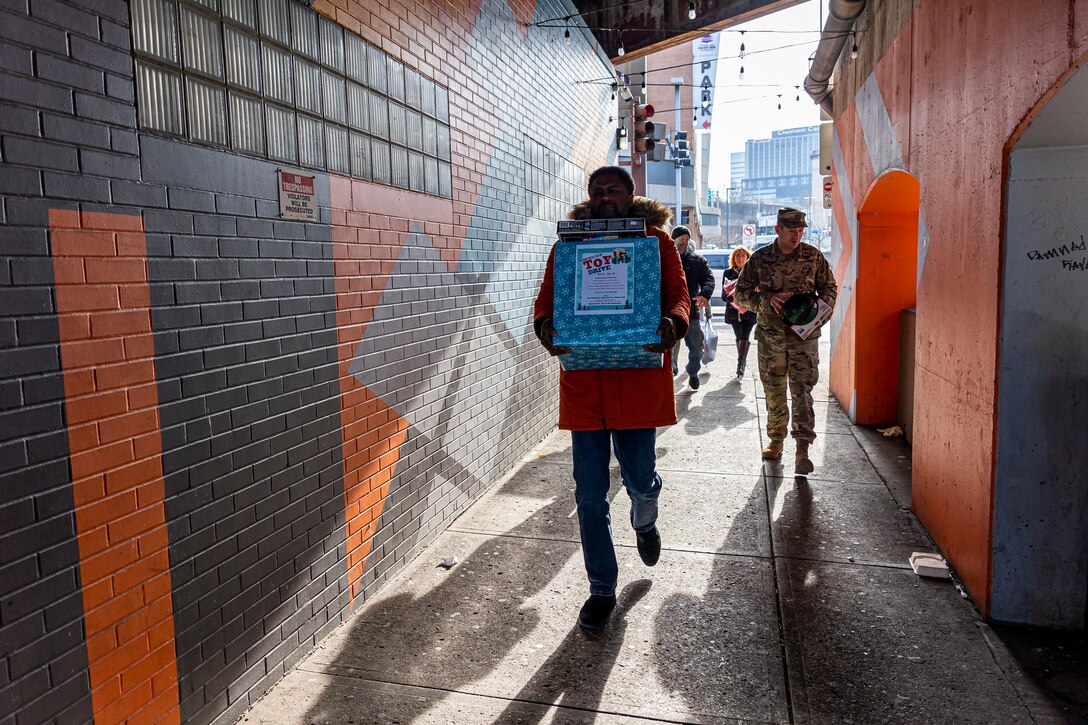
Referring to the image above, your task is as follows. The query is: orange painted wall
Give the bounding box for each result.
[828,100,870,415]
[854,214,917,424]
[50,210,181,725]
[329,178,454,602]
[853,171,918,425]
[830,0,1088,612]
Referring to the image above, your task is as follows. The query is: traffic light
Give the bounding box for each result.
[632,104,656,157]
[647,122,667,161]
[673,131,691,167]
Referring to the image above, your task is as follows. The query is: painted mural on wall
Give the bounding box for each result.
[2,0,617,723]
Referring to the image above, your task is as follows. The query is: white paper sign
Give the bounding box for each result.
[279,169,317,221]
[574,243,635,315]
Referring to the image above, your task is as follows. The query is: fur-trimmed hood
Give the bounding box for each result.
[567,196,674,230]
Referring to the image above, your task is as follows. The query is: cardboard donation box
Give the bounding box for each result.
[551,218,662,371]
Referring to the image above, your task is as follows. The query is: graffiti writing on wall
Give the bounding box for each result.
[1026,236,1086,266]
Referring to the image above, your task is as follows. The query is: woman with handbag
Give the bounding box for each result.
[722,246,758,377]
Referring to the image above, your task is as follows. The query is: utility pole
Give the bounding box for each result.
[725,187,733,245]
[672,78,682,227]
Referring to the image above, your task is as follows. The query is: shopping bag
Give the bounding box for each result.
[700,311,718,364]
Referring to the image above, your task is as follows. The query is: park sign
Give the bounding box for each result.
[692,34,718,131]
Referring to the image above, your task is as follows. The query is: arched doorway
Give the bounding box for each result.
[853,170,920,426]
[992,59,1088,628]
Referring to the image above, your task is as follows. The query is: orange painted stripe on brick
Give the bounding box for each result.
[330,179,405,603]
[328,170,466,602]
[50,210,181,725]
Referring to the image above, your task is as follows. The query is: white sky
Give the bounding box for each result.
[706,0,825,191]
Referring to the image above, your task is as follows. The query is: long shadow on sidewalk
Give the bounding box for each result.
[298,486,578,724]
[650,470,789,723]
[490,579,653,724]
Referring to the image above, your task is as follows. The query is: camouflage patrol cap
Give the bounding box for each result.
[776,207,807,228]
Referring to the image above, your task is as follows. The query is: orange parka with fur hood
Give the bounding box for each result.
[533,196,691,431]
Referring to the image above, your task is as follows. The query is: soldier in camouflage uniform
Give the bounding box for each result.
[733,208,837,474]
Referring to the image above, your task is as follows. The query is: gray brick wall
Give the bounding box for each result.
[0,0,615,724]
[1,0,122,721]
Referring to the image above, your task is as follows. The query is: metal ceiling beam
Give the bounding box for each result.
[573,0,805,63]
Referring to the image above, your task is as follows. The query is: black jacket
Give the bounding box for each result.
[680,250,714,315]
[723,266,757,325]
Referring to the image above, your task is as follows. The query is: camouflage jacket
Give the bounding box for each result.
[733,241,838,336]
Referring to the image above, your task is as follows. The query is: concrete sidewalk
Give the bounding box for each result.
[242,340,1072,724]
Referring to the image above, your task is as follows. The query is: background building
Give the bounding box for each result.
[741,125,820,203]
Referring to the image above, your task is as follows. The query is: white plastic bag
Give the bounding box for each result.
[700,311,718,364]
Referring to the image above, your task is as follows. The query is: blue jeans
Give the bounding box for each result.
[671,312,705,376]
[571,428,662,596]
[683,312,704,376]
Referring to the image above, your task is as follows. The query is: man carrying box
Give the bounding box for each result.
[533,166,690,632]
[734,207,837,475]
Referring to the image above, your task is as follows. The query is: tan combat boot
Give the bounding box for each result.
[761,439,784,460]
[795,441,814,475]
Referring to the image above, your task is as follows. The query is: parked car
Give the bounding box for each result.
[699,249,731,308]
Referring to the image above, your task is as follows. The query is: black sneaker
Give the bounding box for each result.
[689,374,700,390]
[578,594,616,632]
[636,526,661,566]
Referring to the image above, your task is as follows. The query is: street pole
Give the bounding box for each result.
[725,188,731,246]
[673,79,682,228]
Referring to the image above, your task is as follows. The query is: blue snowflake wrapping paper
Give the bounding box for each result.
[552,237,663,371]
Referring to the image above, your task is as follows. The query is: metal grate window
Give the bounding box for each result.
[132,0,452,196]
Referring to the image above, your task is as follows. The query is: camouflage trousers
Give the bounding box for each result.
[755,328,820,443]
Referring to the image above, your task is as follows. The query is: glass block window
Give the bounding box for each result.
[524,135,586,222]
[262,43,293,103]
[294,59,322,114]
[368,92,388,140]
[346,82,368,132]
[388,102,405,147]
[371,138,390,184]
[386,56,404,102]
[225,26,261,91]
[222,0,255,27]
[133,0,180,63]
[326,124,349,174]
[408,151,424,193]
[180,6,224,78]
[136,61,184,135]
[350,132,370,179]
[390,145,409,189]
[319,16,343,72]
[322,71,345,124]
[267,104,296,161]
[132,0,452,197]
[229,91,264,153]
[187,78,227,145]
[298,114,324,168]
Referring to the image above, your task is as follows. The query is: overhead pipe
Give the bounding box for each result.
[804,0,866,115]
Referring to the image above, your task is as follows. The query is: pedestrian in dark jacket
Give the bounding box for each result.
[671,226,715,389]
[722,246,758,377]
